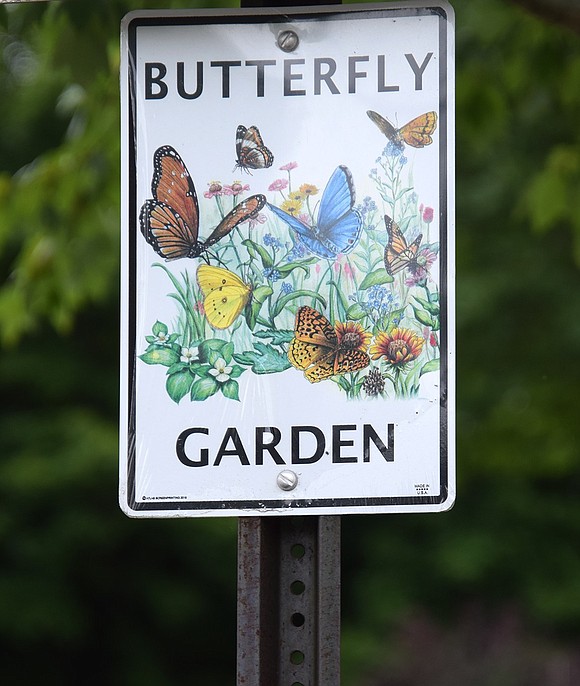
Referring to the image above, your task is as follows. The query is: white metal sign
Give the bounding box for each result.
[120,2,455,517]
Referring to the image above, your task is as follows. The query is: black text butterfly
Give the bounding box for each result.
[234,125,274,173]
[384,215,423,275]
[140,145,265,260]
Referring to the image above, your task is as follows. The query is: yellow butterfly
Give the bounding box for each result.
[367,110,438,148]
[289,306,370,383]
[196,265,251,329]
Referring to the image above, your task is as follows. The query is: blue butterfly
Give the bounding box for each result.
[268,165,362,259]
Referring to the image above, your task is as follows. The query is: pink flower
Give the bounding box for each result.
[223,181,250,196]
[422,206,434,223]
[248,212,267,229]
[280,161,298,171]
[268,178,288,192]
[204,181,223,199]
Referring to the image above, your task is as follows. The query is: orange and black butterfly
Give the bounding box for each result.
[234,125,274,173]
[367,110,437,148]
[384,215,423,276]
[289,306,370,383]
[140,145,266,260]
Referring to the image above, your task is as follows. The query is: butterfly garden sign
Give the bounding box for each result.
[119,2,455,517]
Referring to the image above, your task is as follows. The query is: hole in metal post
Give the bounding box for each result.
[290,580,305,595]
[290,650,305,665]
[291,612,305,627]
[291,543,305,559]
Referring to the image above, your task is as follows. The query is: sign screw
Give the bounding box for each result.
[277,470,298,491]
[277,29,299,53]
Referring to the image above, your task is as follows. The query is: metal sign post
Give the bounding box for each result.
[234,4,343,685]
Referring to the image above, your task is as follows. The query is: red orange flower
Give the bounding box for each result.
[335,321,372,352]
[370,328,424,367]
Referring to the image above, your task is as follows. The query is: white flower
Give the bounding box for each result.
[180,346,198,363]
[208,357,232,383]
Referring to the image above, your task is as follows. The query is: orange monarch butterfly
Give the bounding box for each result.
[288,306,370,383]
[384,215,423,276]
[140,145,265,260]
[234,125,274,173]
[367,110,438,148]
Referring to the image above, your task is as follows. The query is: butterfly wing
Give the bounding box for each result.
[202,194,266,250]
[367,110,399,144]
[384,215,422,275]
[399,111,438,148]
[235,125,274,171]
[151,145,199,231]
[267,203,336,258]
[288,306,338,371]
[140,200,198,260]
[197,265,251,329]
[315,166,362,256]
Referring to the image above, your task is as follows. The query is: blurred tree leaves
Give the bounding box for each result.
[0,0,580,685]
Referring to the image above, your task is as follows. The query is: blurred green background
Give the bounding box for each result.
[1,0,580,684]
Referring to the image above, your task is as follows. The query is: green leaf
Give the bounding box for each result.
[229,364,245,379]
[246,286,273,331]
[359,269,393,289]
[199,339,227,363]
[241,239,273,268]
[166,370,194,403]
[420,358,440,376]
[233,343,291,374]
[413,296,440,316]
[412,306,437,328]
[139,347,180,367]
[252,285,273,305]
[190,376,219,401]
[221,379,240,401]
[346,303,367,320]
[253,329,294,345]
[272,289,327,318]
[152,320,168,337]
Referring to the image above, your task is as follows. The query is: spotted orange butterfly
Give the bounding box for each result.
[140,145,266,259]
[289,306,370,383]
[384,215,423,276]
[367,110,437,148]
[234,125,274,173]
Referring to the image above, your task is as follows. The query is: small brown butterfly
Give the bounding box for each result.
[288,306,370,383]
[140,145,265,259]
[384,215,423,276]
[367,110,437,148]
[234,125,274,173]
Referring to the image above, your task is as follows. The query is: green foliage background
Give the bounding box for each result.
[1,0,580,683]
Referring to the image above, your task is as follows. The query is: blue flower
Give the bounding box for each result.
[286,242,308,262]
[263,267,281,282]
[384,141,405,158]
[263,233,283,249]
[280,282,293,295]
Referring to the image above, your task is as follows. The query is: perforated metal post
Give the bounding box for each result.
[237,516,341,686]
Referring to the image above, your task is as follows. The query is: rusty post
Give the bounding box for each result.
[237,516,341,686]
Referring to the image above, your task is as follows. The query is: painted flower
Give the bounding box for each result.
[384,141,405,158]
[268,178,288,192]
[299,183,318,197]
[362,367,386,396]
[263,267,281,282]
[404,247,438,286]
[208,358,232,383]
[248,212,267,229]
[204,181,223,198]
[263,233,283,249]
[280,161,298,171]
[422,206,434,223]
[335,321,372,353]
[223,181,250,196]
[370,328,424,367]
[280,198,302,216]
[180,346,198,363]
[288,190,304,203]
[193,300,205,315]
[280,282,293,295]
